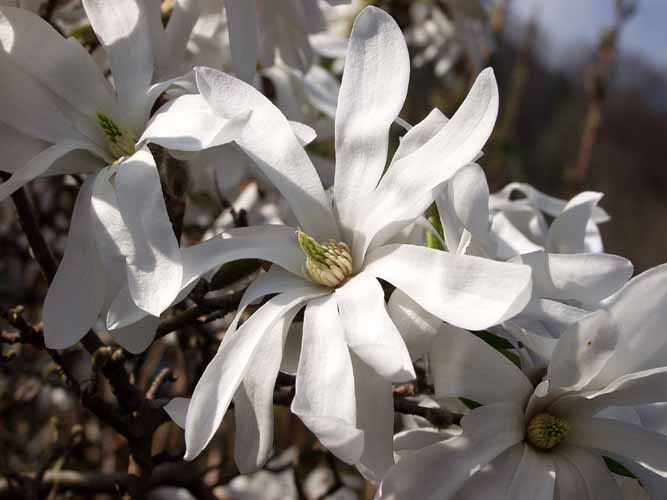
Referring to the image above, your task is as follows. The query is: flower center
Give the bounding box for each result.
[97,112,137,161]
[297,230,353,288]
[526,413,570,450]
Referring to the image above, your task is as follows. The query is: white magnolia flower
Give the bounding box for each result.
[388,163,633,363]
[378,264,667,500]
[155,6,531,480]
[223,0,351,82]
[0,0,245,351]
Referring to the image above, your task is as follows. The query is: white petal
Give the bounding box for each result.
[392,109,449,164]
[140,94,250,151]
[114,148,182,316]
[547,310,618,392]
[546,192,604,254]
[291,295,364,465]
[195,66,338,241]
[0,121,46,174]
[165,397,190,429]
[451,445,524,500]
[224,0,258,82]
[437,163,492,256]
[553,367,667,418]
[233,305,300,473]
[82,0,153,128]
[510,251,633,304]
[184,287,325,460]
[157,0,202,79]
[491,211,544,259]
[387,288,441,361]
[0,6,115,126]
[506,446,556,500]
[333,6,409,239]
[596,263,667,383]
[335,273,415,382]
[555,445,624,500]
[351,355,395,481]
[430,323,533,406]
[566,417,667,478]
[359,68,499,257]
[0,140,105,200]
[363,244,532,331]
[302,65,340,119]
[394,427,459,455]
[43,173,107,349]
[378,403,524,500]
[109,315,160,354]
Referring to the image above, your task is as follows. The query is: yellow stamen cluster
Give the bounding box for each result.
[97,112,137,161]
[527,413,570,450]
[297,230,353,288]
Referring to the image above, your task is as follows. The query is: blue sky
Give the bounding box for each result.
[509,0,667,71]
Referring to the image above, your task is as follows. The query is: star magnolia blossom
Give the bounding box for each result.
[0,0,248,351]
[224,0,350,82]
[388,163,633,362]
[155,6,532,480]
[378,264,667,500]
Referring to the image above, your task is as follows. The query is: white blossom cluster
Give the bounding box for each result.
[0,1,665,499]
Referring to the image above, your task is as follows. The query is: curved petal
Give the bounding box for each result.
[596,263,667,383]
[0,140,105,201]
[547,310,618,392]
[358,68,499,259]
[387,288,441,361]
[392,109,449,164]
[291,295,364,465]
[553,367,667,419]
[334,273,414,382]
[333,6,409,238]
[566,417,667,478]
[378,403,525,500]
[224,0,258,83]
[194,66,338,241]
[0,6,115,129]
[351,354,395,481]
[430,323,533,406]
[43,173,107,349]
[82,0,153,128]
[363,244,532,331]
[109,315,160,354]
[491,211,544,259]
[114,148,182,316]
[506,445,556,500]
[184,287,325,460]
[546,192,603,254]
[233,305,301,473]
[140,94,251,151]
[451,444,524,500]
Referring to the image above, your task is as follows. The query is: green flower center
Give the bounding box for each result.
[526,413,570,450]
[97,112,137,161]
[297,230,353,288]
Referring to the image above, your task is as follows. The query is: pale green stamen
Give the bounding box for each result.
[296,230,353,288]
[97,112,137,161]
[527,413,570,450]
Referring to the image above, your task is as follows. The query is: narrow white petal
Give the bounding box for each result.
[335,273,415,382]
[359,68,499,256]
[506,446,556,500]
[165,397,190,429]
[451,445,524,500]
[291,295,364,465]
[233,305,301,473]
[333,6,409,238]
[546,191,604,254]
[225,0,258,83]
[566,417,667,478]
[195,66,338,241]
[0,140,105,201]
[392,109,449,164]
[114,148,182,316]
[43,173,107,349]
[109,315,160,354]
[364,244,532,331]
[82,0,153,128]
[184,287,325,460]
[555,445,624,500]
[430,323,533,406]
